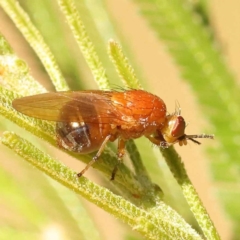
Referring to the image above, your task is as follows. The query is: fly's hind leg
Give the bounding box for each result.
[111,138,125,180]
[77,135,111,177]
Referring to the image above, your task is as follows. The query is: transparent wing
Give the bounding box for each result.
[12,91,120,123]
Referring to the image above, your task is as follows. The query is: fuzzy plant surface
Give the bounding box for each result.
[0,0,238,239]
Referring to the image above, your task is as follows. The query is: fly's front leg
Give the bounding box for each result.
[77,135,111,177]
[111,138,125,180]
[146,135,170,148]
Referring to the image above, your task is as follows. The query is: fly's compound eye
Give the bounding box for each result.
[171,116,186,138]
[160,115,187,144]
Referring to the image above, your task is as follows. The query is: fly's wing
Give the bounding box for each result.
[12,91,122,124]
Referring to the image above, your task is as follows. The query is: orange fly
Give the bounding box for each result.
[12,90,213,180]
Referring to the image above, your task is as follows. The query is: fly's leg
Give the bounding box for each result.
[77,135,111,177]
[146,135,170,148]
[111,138,125,180]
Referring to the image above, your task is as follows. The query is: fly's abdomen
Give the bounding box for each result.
[56,121,112,153]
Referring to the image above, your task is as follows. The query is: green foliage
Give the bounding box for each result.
[134,0,240,237]
[0,0,238,239]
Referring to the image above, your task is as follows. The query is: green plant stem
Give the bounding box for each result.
[161,147,220,240]
[108,39,142,89]
[0,34,46,95]
[48,180,101,240]
[1,131,203,240]
[0,0,68,91]
[57,0,110,90]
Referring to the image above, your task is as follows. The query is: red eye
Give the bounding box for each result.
[171,116,185,138]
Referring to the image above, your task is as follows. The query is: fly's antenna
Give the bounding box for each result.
[186,134,214,145]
